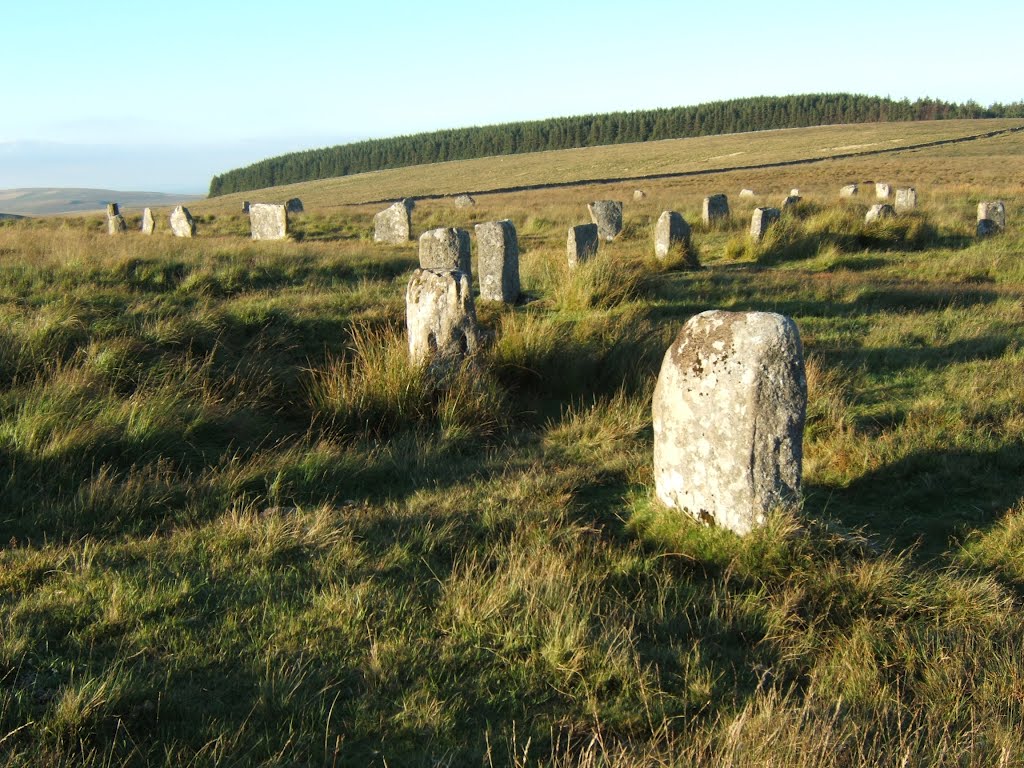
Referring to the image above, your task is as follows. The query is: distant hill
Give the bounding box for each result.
[0,188,204,217]
[208,93,1024,196]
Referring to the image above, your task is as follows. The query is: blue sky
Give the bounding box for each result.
[3,0,1021,193]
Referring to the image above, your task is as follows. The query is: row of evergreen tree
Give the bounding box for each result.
[208,94,1024,197]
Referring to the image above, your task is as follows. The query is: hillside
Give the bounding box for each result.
[0,188,203,217]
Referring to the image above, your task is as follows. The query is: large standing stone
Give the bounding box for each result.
[567,224,599,267]
[702,194,730,225]
[652,310,807,535]
[419,228,471,276]
[654,211,695,264]
[169,205,196,238]
[475,220,520,303]
[373,199,415,244]
[141,208,155,235]
[588,200,623,241]
[107,208,127,235]
[894,188,917,213]
[750,207,781,241]
[285,198,304,213]
[781,195,802,210]
[453,194,475,208]
[406,268,480,366]
[839,184,859,198]
[875,183,891,199]
[865,204,896,223]
[977,201,1005,232]
[249,203,289,240]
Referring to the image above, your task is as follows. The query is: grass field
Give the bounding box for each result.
[2,124,1024,766]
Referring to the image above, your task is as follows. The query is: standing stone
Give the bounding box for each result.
[169,205,196,238]
[654,211,695,264]
[750,207,781,241]
[865,204,896,224]
[702,194,730,225]
[107,213,127,235]
[406,268,480,366]
[249,203,288,240]
[977,201,1006,232]
[419,228,471,276]
[739,189,755,198]
[285,198,304,213]
[106,203,120,217]
[633,190,646,200]
[141,208,155,235]
[587,200,623,241]
[567,224,600,267]
[373,199,415,244]
[790,188,800,196]
[977,219,1001,237]
[652,310,807,536]
[875,183,892,199]
[475,220,520,303]
[453,194,475,208]
[782,195,802,210]
[242,201,250,214]
[894,188,917,213]
[839,184,859,198]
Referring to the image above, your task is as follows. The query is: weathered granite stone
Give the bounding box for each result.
[474,220,520,303]
[249,203,288,240]
[406,268,480,366]
[169,205,196,238]
[106,203,120,217]
[875,183,891,199]
[633,189,646,200]
[750,207,781,241]
[702,194,730,225]
[453,194,475,208]
[242,201,250,214]
[782,195,802,210]
[977,201,1006,232]
[373,199,415,244]
[285,198,303,213]
[894,188,917,213]
[977,219,1001,237]
[141,208,155,235]
[107,214,127,235]
[654,211,695,264]
[839,184,859,198]
[588,200,623,241]
[652,310,807,535]
[419,228,471,276]
[865,204,896,223]
[739,189,755,198]
[567,224,599,267]
[790,188,800,196]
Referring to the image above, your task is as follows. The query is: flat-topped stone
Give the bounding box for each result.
[588,200,623,241]
[750,207,781,241]
[865,204,896,223]
[475,220,520,303]
[169,205,196,237]
[419,228,471,276]
[567,224,599,267]
[894,188,917,213]
[250,203,288,240]
[702,194,730,225]
[653,310,807,535]
[373,199,415,244]
[141,208,155,235]
[839,184,859,198]
[739,189,755,198]
[790,188,800,196]
[977,201,1005,231]
[406,268,480,367]
[654,211,695,265]
[875,183,891,199]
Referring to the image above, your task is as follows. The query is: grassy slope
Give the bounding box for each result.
[1,125,1024,766]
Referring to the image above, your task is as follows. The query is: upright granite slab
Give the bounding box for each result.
[875,183,891,199]
[170,205,196,237]
[654,211,695,265]
[567,224,599,267]
[894,188,917,213]
[419,228,471,276]
[373,199,415,244]
[588,200,623,241]
[406,268,480,367]
[249,204,288,240]
[750,207,780,241]
[475,220,520,303]
[652,310,807,535]
[977,201,1006,233]
[141,208,155,235]
[702,194,729,225]
[865,204,896,223]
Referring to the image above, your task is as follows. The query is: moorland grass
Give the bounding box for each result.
[1,144,1024,766]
